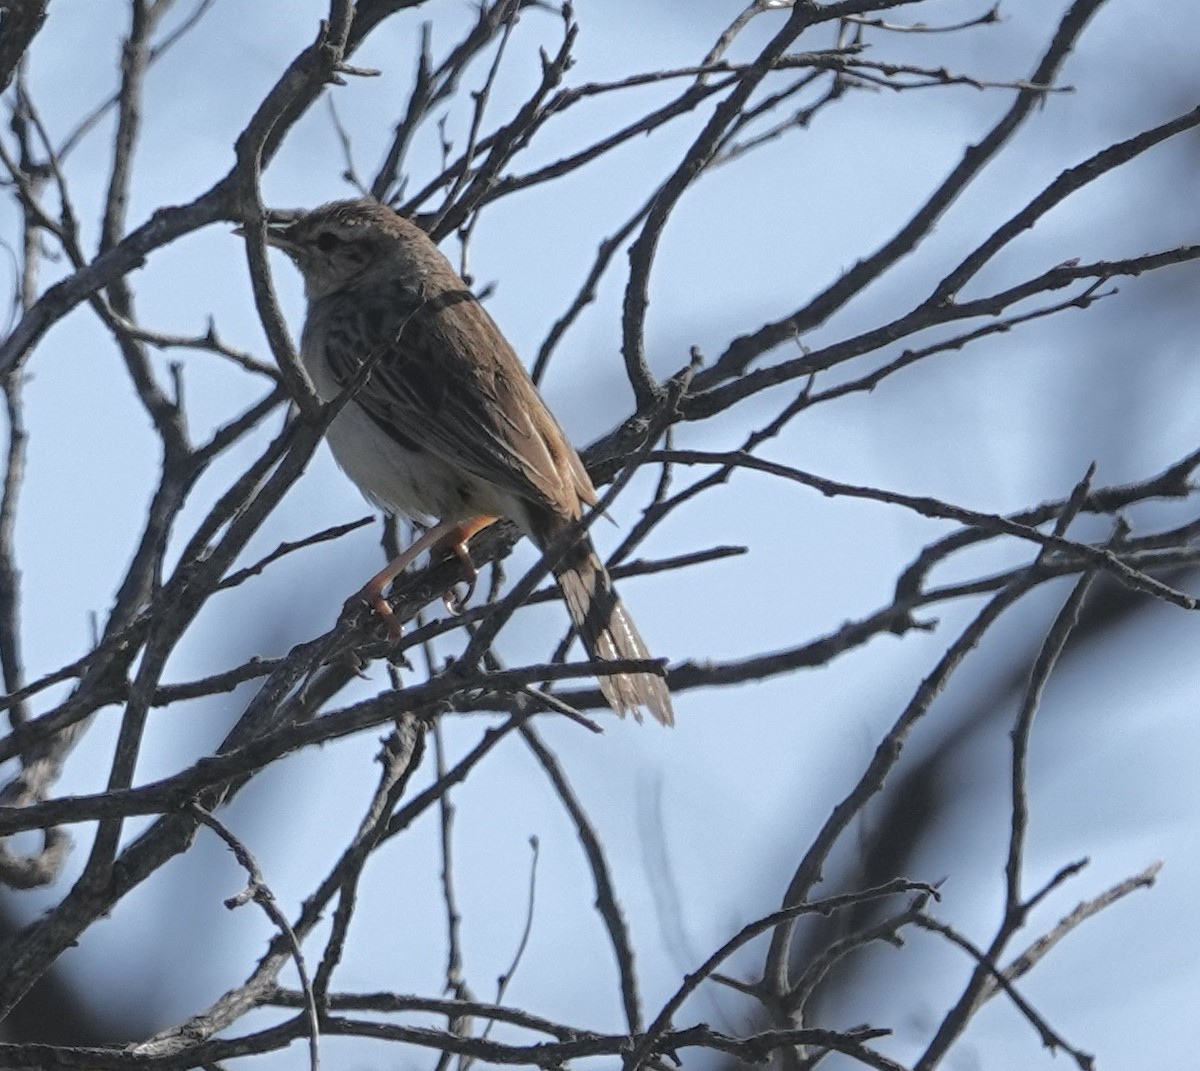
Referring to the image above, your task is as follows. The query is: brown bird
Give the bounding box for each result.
[261,198,673,725]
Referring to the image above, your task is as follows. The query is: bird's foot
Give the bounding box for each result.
[441,540,479,616]
[346,583,404,641]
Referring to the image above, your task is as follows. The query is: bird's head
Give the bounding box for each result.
[251,199,428,300]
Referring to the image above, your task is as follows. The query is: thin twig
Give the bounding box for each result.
[190,803,321,1071]
[521,724,642,1031]
[915,913,1094,1070]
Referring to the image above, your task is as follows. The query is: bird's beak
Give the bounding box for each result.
[232,219,295,251]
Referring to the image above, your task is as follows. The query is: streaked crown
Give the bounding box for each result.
[265,199,429,299]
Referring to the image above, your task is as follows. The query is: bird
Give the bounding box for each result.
[258,197,673,726]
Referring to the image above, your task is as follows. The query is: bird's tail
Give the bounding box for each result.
[551,538,673,726]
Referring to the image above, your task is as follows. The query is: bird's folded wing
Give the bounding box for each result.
[321,282,596,517]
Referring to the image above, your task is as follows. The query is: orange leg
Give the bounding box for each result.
[435,516,499,615]
[356,515,498,636]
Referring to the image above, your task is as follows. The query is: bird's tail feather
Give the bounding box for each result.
[553,542,673,726]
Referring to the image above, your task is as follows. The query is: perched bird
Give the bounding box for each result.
[259,198,673,725]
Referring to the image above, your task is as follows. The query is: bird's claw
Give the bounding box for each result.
[346,586,404,642]
[441,539,479,615]
[442,575,477,616]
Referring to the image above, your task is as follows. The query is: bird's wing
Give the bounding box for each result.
[320,280,597,518]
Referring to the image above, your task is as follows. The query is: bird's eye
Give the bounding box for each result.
[315,231,342,252]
